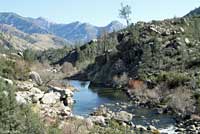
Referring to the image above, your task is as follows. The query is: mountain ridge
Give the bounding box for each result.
[0,12,125,43]
[185,6,200,17]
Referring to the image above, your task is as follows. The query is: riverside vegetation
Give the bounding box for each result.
[1,6,200,134]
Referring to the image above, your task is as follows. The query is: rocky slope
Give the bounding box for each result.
[0,12,125,43]
[0,24,69,50]
[65,16,200,89]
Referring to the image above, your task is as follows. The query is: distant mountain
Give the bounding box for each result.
[0,24,68,50]
[48,21,124,43]
[0,12,49,34]
[185,6,200,17]
[0,12,125,43]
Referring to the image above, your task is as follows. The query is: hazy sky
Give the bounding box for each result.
[0,0,199,26]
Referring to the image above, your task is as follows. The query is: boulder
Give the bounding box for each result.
[29,71,43,86]
[41,91,60,105]
[30,87,43,94]
[30,87,44,103]
[114,111,133,122]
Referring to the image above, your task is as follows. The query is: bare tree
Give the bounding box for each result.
[119,3,132,26]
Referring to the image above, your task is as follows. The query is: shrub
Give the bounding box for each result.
[156,71,190,88]
[0,58,30,80]
[62,118,91,134]
[23,49,37,62]
[167,87,195,114]
[14,60,30,81]
[0,80,46,134]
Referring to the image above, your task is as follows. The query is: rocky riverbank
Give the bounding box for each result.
[125,87,200,133]
[0,69,77,127]
[15,79,75,124]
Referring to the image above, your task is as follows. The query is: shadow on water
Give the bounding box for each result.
[69,80,128,116]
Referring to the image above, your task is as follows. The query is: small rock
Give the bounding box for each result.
[147,125,157,131]
[180,27,185,33]
[41,91,60,104]
[135,125,147,131]
[185,38,190,45]
[189,125,196,131]
[175,128,185,132]
[65,97,74,105]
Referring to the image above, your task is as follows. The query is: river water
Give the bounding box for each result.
[70,80,177,132]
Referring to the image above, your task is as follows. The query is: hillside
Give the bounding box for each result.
[58,16,200,88]
[0,24,69,50]
[0,12,125,43]
[48,15,200,120]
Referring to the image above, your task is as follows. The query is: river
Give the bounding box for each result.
[69,80,177,133]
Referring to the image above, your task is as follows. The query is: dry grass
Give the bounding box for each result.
[62,118,93,134]
[30,61,66,86]
[167,87,195,114]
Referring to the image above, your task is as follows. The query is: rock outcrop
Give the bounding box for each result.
[15,81,75,120]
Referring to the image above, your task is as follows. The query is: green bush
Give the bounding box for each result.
[23,49,37,62]
[156,71,190,88]
[0,80,46,134]
[0,58,30,80]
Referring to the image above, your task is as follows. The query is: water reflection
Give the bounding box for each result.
[69,80,128,116]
